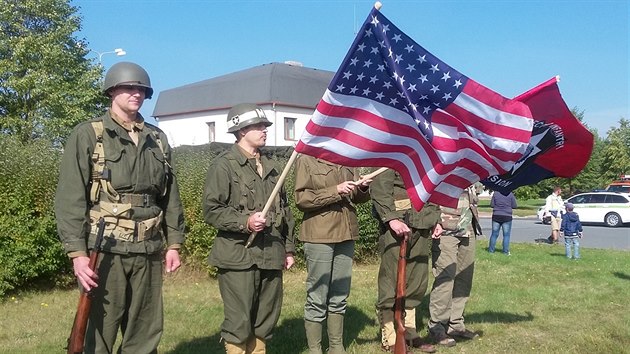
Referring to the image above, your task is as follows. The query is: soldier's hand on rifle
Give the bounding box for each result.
[164,249,181,273]
[247,212,267,232]
[432,223,444,239]
[72,256,98,292]
[388,219,411,238]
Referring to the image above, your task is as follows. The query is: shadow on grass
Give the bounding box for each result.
[166,306,374,353]
[166,332,223,354]
[270,305,375,352]
[466,310,534,324]
[613,271,630,281]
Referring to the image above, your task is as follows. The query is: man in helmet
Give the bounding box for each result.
[203,103,295,354]
[55,62,185,353]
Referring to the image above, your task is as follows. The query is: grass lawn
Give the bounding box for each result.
[1,241,629,353]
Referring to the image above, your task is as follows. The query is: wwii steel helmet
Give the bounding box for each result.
[102,62,154,99]
[226,103,272,133]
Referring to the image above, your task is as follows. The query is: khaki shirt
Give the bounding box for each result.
[54,111,186,255]
[370,168,441,230]
[203,144,295,270]
[294,155,370,243]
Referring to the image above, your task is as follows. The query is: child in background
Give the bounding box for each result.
[560,203,583,259]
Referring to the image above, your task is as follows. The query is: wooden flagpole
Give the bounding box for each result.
[245,149,299,247]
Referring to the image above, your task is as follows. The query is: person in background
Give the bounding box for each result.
[560,203,583,259]
[203,103,295,354]
[294,155,371,354]
[55,62,186,353]
[543,186,565,244]
[488,191,518,255]
[428,183,483,347]
[370,169,439,354]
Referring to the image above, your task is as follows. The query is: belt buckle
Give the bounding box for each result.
[143,194,149,207]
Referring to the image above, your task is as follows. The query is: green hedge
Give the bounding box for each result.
[0,136,69,296]
[0,140,381,296]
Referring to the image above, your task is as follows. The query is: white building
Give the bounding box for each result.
[152,62,334,147]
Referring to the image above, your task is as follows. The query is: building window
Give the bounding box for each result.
[284,117,297,141]
[207,122,215,142]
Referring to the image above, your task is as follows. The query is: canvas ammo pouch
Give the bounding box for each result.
[90,194,163,242]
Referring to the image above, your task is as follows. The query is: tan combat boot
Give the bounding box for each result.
[305,320,323,354]
[246,336,266,354]
[376,308,396,350]
[327,313,346,354]
[224,340,247,354]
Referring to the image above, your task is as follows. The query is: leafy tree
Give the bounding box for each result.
[600,118,630,182]
[563,108,606,193]
[0,0,106,144]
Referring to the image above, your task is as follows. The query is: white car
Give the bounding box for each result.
[565,192,630,227]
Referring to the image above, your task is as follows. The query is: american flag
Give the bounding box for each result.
[295,6,534,209]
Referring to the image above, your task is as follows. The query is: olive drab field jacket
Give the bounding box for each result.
[370,169,441,230]
[203,144,295,270]
[55,111,186,256]
[294,155,370,243]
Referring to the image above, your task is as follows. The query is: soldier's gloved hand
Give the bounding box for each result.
[388,219,411,238]
[72,256,98,292]
[247,212,267,232]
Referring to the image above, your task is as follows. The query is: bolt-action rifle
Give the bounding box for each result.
[67,217,105,354]
[393,214,410,354]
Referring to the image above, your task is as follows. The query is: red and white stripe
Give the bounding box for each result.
[296,80,533,209]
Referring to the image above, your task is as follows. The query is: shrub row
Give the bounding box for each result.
[0,139,380,296]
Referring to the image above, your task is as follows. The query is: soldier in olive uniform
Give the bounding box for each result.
[428,184,483,347]
[203,103,296,354]
[370,169,440,354]
[294,155,371,354]
[55,62,186,353]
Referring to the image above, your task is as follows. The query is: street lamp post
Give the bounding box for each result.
[96,48,126,63]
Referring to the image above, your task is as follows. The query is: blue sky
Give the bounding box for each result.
[74,0,628,136]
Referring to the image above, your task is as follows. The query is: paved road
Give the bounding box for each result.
[477,216,630,251]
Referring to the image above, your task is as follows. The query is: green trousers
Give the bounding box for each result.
[85,252,163,354]
[377,228,432,310]
[304,240,355,322]
[217,267,283,344]
[428,235,476,335]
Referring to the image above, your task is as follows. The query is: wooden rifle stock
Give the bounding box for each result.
[67,217,105,354]
[393,233,408,354]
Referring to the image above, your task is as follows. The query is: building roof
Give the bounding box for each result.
[152,62,335,118]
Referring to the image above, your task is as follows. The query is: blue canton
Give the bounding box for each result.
[329,9,470,140]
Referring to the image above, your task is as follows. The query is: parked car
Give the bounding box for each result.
[566,192,630,227]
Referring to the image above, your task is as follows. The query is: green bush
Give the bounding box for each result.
[0,136,68,296]
[0,139,383,296]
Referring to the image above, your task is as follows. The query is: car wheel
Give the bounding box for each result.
[605,212,621,227]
